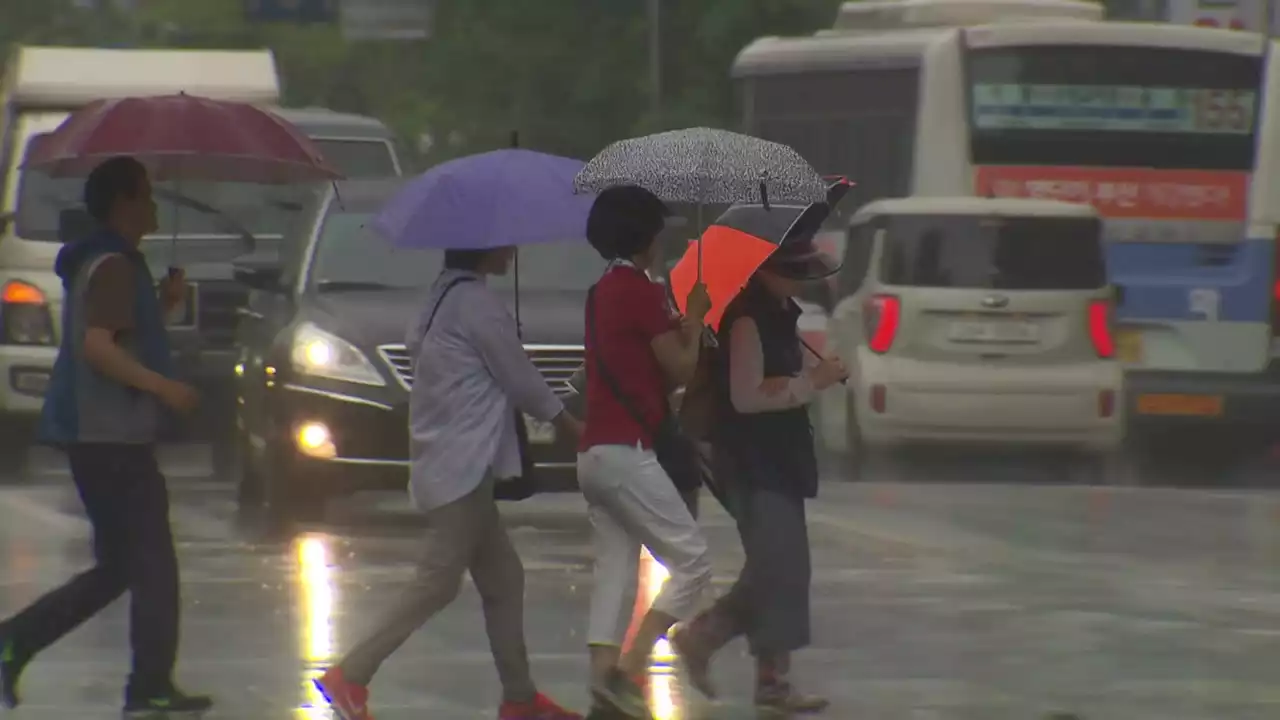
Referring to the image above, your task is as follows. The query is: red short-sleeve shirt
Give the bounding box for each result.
[580,264,680,450]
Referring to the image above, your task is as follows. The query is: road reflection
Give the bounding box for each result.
[284,534,683,717]
[639,548,681,720]
[294,533,337,720]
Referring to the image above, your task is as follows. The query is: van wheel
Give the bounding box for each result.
[1068,451,1137,486]
[235,430,264,509]
[211,434,237,483]
[0,422,35,478]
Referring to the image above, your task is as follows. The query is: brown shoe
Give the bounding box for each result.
[755,680,830,715]
[669,627,717,699]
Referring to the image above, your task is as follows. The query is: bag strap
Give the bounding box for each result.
[411,275,477,375]
[423,276,477,336]
[586,284,658,434]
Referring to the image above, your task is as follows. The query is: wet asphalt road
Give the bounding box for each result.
[2,445,1280,719]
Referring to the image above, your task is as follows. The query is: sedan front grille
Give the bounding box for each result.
[377,343,584,395]
[526,344,586,395]
[377,345,414,390]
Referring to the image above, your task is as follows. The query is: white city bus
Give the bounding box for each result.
[733,0,1280,460]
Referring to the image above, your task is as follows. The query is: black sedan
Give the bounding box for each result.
[230,179,603,522]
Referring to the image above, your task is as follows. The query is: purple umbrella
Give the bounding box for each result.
[371,148,596,250]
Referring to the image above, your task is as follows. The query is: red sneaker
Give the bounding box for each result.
[499,692,584,720]
[313,667,373,720]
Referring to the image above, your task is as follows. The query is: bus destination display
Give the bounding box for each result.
[972,84,1256,135]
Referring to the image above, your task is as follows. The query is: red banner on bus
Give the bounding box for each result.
[974,166,1248,220]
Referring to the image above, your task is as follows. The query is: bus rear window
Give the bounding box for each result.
[967,46,1262,170]
[880,214,1106,290]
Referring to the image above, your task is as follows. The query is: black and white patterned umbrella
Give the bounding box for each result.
[573,127,828,205]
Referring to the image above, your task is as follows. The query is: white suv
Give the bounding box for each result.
[827,197,1124,481]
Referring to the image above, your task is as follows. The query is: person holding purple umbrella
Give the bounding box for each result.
[314,149,592,720]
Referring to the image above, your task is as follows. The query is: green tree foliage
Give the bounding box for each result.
[0,0,135,72]
[1,0,844,162]
[419,0,843,160]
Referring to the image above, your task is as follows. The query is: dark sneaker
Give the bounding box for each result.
[123,687,214,716]
[499,692,584,719]
[590,668,651,719]
[0,633,30,709]
[755,680,829,716]
[669,626,716,699]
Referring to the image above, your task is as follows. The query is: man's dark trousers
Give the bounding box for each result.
[3,443,179,692]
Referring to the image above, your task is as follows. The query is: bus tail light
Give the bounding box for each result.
[1087,299,1114,359]
[863,294,900,354]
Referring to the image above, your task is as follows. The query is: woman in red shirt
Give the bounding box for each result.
[577,185,711,718]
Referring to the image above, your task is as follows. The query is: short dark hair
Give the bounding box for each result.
[585,185,669,261]
[83,156,148,222]
[443,248,490,271]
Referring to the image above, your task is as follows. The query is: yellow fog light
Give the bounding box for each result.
[295,421,336,459]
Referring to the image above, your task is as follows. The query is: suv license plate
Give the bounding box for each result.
[948,321,1038,343]
[524,416,557,444]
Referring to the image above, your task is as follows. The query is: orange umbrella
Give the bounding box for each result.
[670,200,840,331]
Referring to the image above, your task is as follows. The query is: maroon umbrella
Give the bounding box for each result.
[22,93,342,184]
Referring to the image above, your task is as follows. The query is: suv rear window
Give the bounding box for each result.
[312,138,400,178]
[879,214,1105,290]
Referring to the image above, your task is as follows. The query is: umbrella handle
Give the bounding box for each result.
[695,202,704,283]
[800,336,847,385]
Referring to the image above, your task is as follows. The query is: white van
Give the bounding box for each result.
[272,107,404,178]
[0,46,280,471]
[824,197,1124,481]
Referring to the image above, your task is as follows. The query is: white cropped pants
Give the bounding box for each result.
[576,443,713,647]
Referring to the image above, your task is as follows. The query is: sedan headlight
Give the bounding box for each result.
[290,322,386,386]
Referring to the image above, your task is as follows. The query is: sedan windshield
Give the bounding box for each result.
[307,209,606,291]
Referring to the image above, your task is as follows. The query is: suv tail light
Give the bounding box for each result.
[862,294,900,354]
[870,383,887,413]
[1098,389,1115,418]
[1087,299,1114,358]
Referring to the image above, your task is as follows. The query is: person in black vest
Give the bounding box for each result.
[670,224,848,714]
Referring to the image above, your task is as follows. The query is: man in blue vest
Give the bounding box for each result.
[0,157,211,715]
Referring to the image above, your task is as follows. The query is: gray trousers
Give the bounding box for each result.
[337,477,536,702]
[683,448,813,657]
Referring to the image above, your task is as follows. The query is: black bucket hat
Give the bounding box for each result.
[761,178,851,280]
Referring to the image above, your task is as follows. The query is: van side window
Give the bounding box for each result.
[837,222,874,299]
